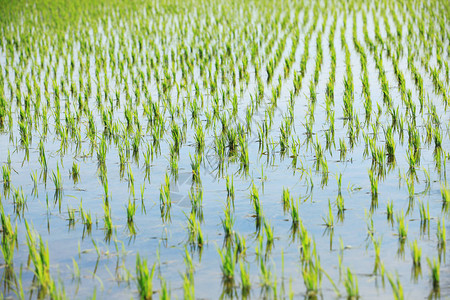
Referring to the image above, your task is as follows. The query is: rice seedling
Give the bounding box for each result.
[386,200,394,222]
[387,273,404,300]
[336,194,345,216]
[226,175,235,201]
[221,206,235,239]
[343,268,359,299]
[159,277,170,300]
[239,258,251,297]
[396,211,408,240]
[159,173,171,208]
[218,245,237,283]
[418,200,430,223]
[289,196,300,227]
[190,154,201,183]
[371,236,382,274]
[410,240,422,267]
[81,207,92,232]
[441,184,450,203]
[25,221,53,292]
[302,248,322,297]
[1,162,11,182]
[322,200,334,228]
[126,199,136,224]
[250,183,263,219]
[135,254,156,300]
[263,219,274,246]
[51,164,63,191]
[103,202,113,235]
[281,187,291,212]
[427,257,440,289]
[436,218,446,248]
[0,219,16,266]
[186,210,204,247]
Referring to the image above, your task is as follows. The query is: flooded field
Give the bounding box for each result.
[0,0,449,298]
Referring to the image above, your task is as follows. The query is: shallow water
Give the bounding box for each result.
[0,0,449,299]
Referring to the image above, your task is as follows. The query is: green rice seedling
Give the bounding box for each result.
[226,175,235,201]
[127,164,135,187]
[386,200,394,222]
[30,170,38,194]
[250,183,262,219]
[81,208,92,232]
[299,223,312,264]
[365,210,375,237]
[384,126,395,160]
[143,144,152,170]
[159,277,170,300]
[336,173,342,194]
[418,200,430,223]
[234,232,246,256]
[396,210,408,240]
[339,138,347,161]
[322,200,334,228]
[169,153,179,181]
[258,251,275,295]
[103,202,113,234]
[159,173,171,207]
[336,194,345,215]
[441,184,450,203]
[194,124,205,153]
[126,199,136,223]
[51,164,63,191]
[406,176,414,199]
[371,236,382,273]
[186,211,198,245]
[302,249,322,297]
[97,138,108,165]
[239,137,249,173]
[427,257,440,289]
[70,162,80,184]
[25,221,53,292]
[343,268,359,299]
[290,197,300,227]
[2,164,11,187]
[67,206,75,227]
[1,227,16,267]
[135,254,156,300]
[263,219,274,246]
[102,175,110,200]
[218,245,237,282]
[239,258,251,297]
[72,258,81,283]
[282,187,291,211]
[436,218,446,247]
[410,240,422,267]
[368,169,378,198]
[182,271,195,300]
[387,273,404,300]
[1,205,15,241]
[183,248,195,299]
[221,207,235,239]
[12,186,26,214]
[406,146,418,174]
[190,154,201,183]
[189,188,203,220]
[140,183,145,202]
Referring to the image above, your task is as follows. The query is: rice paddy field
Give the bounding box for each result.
[0,0,449,298]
